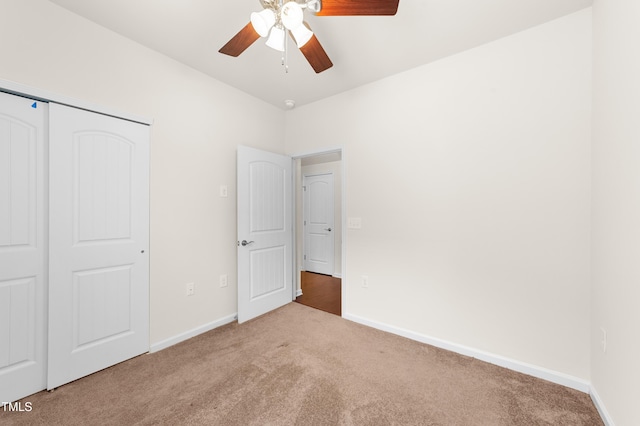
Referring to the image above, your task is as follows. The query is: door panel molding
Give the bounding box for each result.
[237,146,293,323]
[47,103,149,390]
[0,91,47,404]
[303,173,335,276]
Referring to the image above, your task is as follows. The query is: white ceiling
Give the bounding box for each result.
[48,0,592,109]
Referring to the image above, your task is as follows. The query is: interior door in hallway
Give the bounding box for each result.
[47,103,150,390]
[303,173,334,276]
[237,146,293,323]
[0,92,47,403]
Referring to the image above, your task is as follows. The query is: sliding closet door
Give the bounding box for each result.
[0,92,47,403]
[48,103,149,390]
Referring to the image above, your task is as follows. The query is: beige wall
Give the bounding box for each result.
[285,9,592,380]
[0,0,286,345]
[592,1,640,424]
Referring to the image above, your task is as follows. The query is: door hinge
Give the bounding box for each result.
[304,220,306,226]
[303,186,307,191]
[304,255,307,260]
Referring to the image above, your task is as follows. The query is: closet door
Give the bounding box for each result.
[48,103,149,390]
[0,92,47,403]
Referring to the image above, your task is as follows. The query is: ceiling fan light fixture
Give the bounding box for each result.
[266,26,285,51]
[290,23,313,47]
[281,1,304,30]
[250,9,276,37]
[224,0,399,75]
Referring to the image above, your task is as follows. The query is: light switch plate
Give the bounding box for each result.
[186,282,195,296]
[348,217,362,229]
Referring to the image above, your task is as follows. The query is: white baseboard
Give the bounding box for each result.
[590,386,615,426]
[149,313,237,353]
[296,289,303,297]
[343,313,590,393]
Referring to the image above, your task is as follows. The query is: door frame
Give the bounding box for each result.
[0,79,152,127]
[291,147,346,316]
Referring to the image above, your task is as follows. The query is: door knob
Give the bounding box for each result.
[241,240,254,246]
[324,228,332,232]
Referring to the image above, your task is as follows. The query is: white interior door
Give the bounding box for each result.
[237,146,292,323]
[303,173,334,276]
[0,92,47,403]
[48,103,149,390]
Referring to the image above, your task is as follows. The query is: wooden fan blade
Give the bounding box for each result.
[315,0,399,16]
[299,34,333,73]
[219,22,260,57]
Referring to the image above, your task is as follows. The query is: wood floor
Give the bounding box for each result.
[295,271,341,316]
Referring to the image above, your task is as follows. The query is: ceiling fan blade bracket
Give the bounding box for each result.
[306,0,322,13]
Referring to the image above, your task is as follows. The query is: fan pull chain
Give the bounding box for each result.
[280,27,288,73]
[279,0,288,73]
[284,30,289,73]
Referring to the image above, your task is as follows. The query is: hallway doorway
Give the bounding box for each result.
[293,150,343,315]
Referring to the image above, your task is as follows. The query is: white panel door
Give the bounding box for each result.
[303,173,334,276]
[237,146,292,323]
[0,92,47,403]
[48,103,149,390]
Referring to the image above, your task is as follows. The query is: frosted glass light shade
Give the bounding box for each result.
[281,2,304,30]
[266,26,285,51]
[291,23,313,47]
[251,9,276,37]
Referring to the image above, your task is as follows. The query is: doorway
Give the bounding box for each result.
[236,146,343,322]
[293,150,343,316]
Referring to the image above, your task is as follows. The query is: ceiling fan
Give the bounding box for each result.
[219,0,400,74]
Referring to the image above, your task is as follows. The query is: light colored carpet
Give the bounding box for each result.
[1,303,602,425]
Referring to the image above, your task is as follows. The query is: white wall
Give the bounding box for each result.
[592,1,640,424]
[0,0,285,345]
[285,10,592,380]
